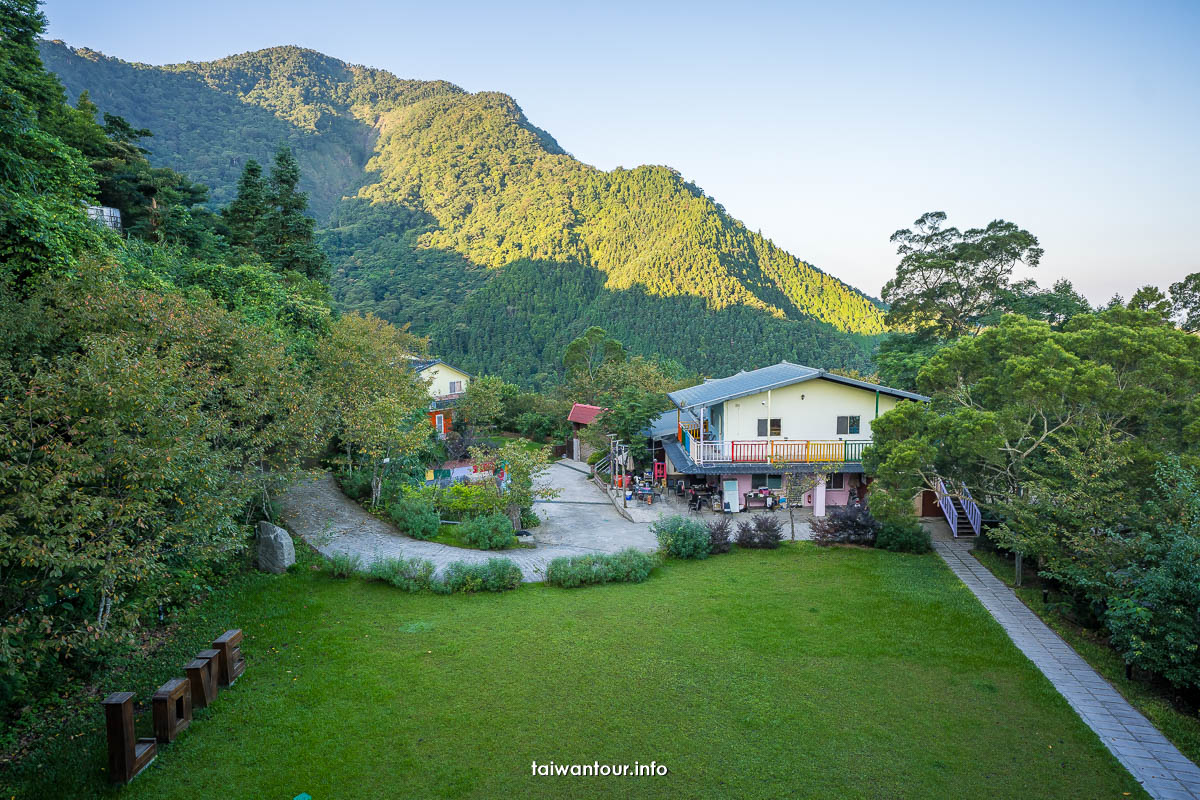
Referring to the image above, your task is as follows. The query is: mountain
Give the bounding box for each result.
[41,41,887,383]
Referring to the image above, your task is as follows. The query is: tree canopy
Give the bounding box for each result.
[881,211,1044,338]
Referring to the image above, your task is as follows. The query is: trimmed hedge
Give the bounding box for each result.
[546,549,656,588]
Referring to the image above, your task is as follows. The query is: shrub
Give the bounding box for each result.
[707,517,732,554]
[735,514,785,549]
[1105,533,1200,692]
[441,481,504,520]
[546,549,656,588]
[388,497,440,540]
[326,551,362,578]
[367,557,437,592]
[461,513,516,550]
[520,507,541,528]
[652,515,711,559]
[337,470,372,502]
[516,411,556,441]
[586,450,605,465]
[811,505,881,547]
[875,521,932,554]
[441,559,523,593]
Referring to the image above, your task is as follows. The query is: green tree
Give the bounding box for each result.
[255,144,330,280]
[1105,458,1200,691]
[1002,278,1092,328]
[563,326,625,400]
[457,374,506,432]
[316,313,431,506]
[1126,285,1173,322]
[1169,271,1200,332]
[471,441,558,529]
[223,158,269,249]
[881,211,1043,338]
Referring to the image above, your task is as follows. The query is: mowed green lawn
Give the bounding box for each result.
[81,546,1144,799]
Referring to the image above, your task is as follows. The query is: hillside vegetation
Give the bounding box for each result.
[42,41,886,381]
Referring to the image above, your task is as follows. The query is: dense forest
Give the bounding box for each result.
[0,8,440,790]
[41,40,885,381]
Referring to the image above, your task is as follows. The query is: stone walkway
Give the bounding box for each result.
[935,538,1200,800]
[279,465,656,583]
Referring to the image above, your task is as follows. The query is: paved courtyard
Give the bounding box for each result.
[280,462,656,582]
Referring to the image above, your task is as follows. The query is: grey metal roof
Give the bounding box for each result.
[661,438,864,475]
[410,357,473,379]
[642,408,698,440]
[666,361,928,409]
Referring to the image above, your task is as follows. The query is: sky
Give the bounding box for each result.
[43,0,1200,302]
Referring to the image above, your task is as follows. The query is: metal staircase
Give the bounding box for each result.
[935,478,982,538]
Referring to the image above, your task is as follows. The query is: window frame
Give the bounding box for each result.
[825,473,845,490]
[751,474,784,490]
[836,415,861,436]
[756,418,782,437]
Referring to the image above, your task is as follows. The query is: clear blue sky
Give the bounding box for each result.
[43,0,1200,301]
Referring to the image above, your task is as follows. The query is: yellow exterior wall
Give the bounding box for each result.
[419,363,471,399]
[717,378,901,442]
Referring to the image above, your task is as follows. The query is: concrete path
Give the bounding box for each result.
[280,463,656,583]
[936,538,1200,800]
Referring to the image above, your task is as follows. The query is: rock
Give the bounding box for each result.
[256,521,295,574]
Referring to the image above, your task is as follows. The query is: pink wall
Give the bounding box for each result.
[723,473,856,509]
[720,474,754,511]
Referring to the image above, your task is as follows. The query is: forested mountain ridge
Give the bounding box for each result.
[42,40,887,381]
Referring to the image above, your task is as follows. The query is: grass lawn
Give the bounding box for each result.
[10,545,1146,799]
[429,522,535,550]
[973,547,1200,766]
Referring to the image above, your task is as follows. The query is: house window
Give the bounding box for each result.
[836,415,861,435]
[825,473,845,490]
[448,380,463,394]
[752,474,783,490]
[756,418,781,437]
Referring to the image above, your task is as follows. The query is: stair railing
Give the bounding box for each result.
[935,477,959,536]
[961,483,982,536]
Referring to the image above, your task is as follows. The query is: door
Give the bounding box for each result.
[723,479,741,513]
[435,413,445,435]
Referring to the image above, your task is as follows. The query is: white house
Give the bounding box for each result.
[411,358,472,436]
[648,362,928,515]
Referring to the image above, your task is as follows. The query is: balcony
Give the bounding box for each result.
[679,427,869,466]
[429,393,464,411]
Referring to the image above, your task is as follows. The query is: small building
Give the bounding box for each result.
[647,361,929,515]
[412,358,472,437]
[85,205,122,230]
[567,403,606,462]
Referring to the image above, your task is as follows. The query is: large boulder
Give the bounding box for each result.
[256,521,295,574]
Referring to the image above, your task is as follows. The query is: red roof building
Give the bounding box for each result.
[567,403,606,425]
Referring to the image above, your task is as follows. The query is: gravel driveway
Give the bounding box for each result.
[279,462,657,582]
